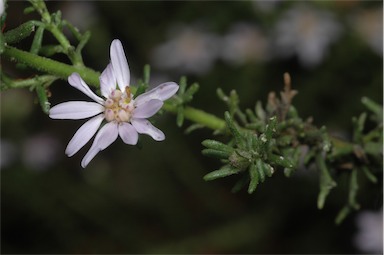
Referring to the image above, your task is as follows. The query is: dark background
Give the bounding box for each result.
[1,1,382,254]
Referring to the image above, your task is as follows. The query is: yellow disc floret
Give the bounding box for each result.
[104,89,134,123]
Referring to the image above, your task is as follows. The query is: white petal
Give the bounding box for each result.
[134,82,179,106]
[133,99,163,119]
[65,114,104,157]
[68,73,104,104]
[131,118,165,141]
[49,101,104,119]
[81,122,119,168]
[100,63,117,98]
[118,122,138,145]
[110,39,130,91]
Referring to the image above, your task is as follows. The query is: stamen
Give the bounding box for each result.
[104,98,114,108]
[125,87,132,103]
[111,90,123,100]
[118,109,130,122]
[105,109,115,122]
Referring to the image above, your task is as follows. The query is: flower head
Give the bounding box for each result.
[49,39,179,168]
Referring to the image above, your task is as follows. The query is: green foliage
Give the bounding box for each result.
[201,74,382,223]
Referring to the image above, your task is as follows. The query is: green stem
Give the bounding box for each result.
[2,46,100,86]
[163,103,226,131]
[1,74,57,90]
[28,0,83,66]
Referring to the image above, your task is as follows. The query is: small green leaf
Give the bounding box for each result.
[265,116,277,141]
[361,97,383,122]
[353,113,367,142]
[248,162,259,194]
[216,88,228,102]
[178,76,187,94]
[335,206,350,225]
[361,166,378,184]
[35,84,50,114]
[183,83,199,102]
[202,149,231,159]
[269,154,293,169]
[348,168,360,210]
[203,165,240,181]
[4,21,38,44]
[202,139,234,153]
[30,26,45,55]
[176,106,184,127]
[316,154,337,209]
[224,111,244,147]
[184,124,204,134]
[255,101,266,121]
[143,64,151,85]
[262,163,274,177]
[256,159,266,183]
[245,108,257,123]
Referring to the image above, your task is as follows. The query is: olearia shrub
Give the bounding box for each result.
[0,0,382,224]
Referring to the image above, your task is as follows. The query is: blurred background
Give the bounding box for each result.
[1,1,383,253]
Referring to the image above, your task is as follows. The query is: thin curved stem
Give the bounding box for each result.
[2,46,100,86]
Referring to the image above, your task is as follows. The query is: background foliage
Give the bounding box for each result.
[1,1,382,253]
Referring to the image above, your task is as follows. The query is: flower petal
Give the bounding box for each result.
[49,101,104,119]
[68,73,104,104]
[131,118,165,141]
[118,122,138,145]
[65,114,104,157]
[110,39,130,91]
[100,63,117,98]
[133,99,163,119]
[134,82,179,106]
[81,122,119,168]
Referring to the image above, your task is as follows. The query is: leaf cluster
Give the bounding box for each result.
[1,0,92,113]
[201,74,382,223]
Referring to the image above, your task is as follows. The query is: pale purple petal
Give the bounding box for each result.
[100,63,116,98]
[110,39,130,91]
[131,118,165,141]
[133,99,163,119]
[134,82,179,106]
[65,114,104,157]
[49,101,104,119]
[118,122,139,145]
[68,73,104,104]
[81,122,119,168]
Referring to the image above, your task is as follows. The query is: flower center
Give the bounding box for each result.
[104,88,134,123]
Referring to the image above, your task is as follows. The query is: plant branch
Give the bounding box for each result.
[2,45,100,86]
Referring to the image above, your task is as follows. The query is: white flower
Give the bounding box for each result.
[49,39,179,168]
[151,24,220,75]
[221,23,269,65]
[273,5,342,67]
[354,208,383,253]
[0,0,4,17]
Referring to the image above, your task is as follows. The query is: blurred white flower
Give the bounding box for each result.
[252,0,280,13]
[151,24,220,74]
[61,1,97,31]
[50,39,179,168]
[273,5,342,67]
[22,133,61,171]
[351,8,383,56]
[0,0,4,16]
[354,208,383,253]
[0,139,17,169]
[221,23,269,65]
